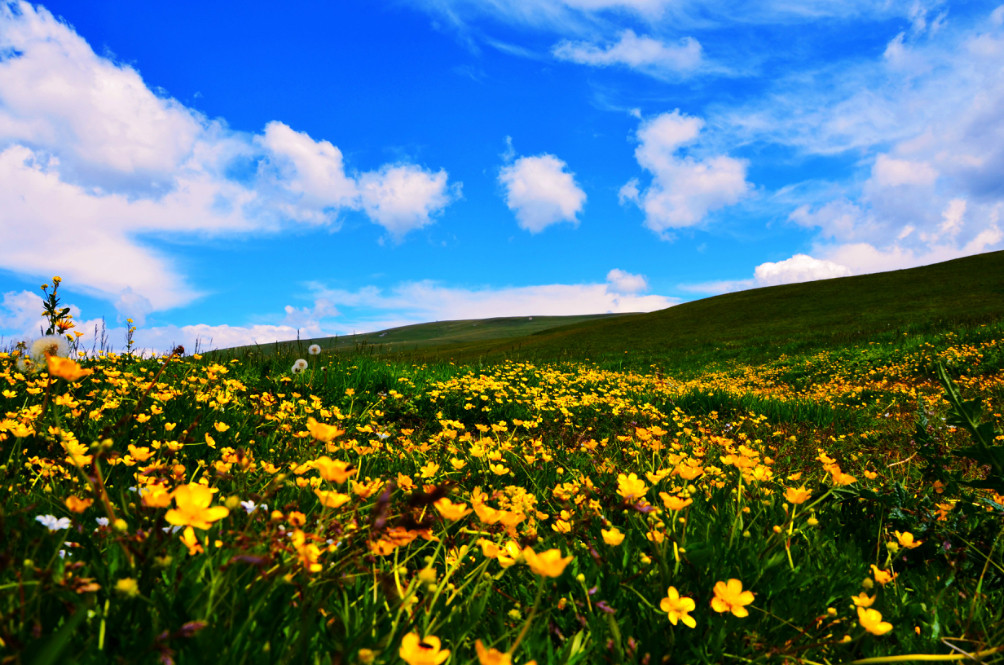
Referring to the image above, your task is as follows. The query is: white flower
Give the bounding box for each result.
[95,517,109,527]
[291,358,308,374]
[36,514,71,531]
[308,344,321,356]
[240,500,265,514]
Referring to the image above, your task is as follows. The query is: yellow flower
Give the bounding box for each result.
[314,488,351,509]
[475,640,512,665]
[141,484,173,508]
[617,473,648,500]
[894,531,922,549]
[115,577,140,597]
[306,417,345,442]
[852,592,875,608]
[660,586,697,628]
[399,632,450,665]
[433,497,473,521]
[46,355,93,382]
[165,483,229,530]
[65,495,93,513]
[522,546,573,578]
[784,485,812,505]
[313,456,356,484]
[180,525,204,555]
[870,564,896,586]
[601,527,625,546]
[711,579,755,617]
[857,607,893,636]
[659,492,693,511]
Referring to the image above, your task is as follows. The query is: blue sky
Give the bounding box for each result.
[2,0,1003,353]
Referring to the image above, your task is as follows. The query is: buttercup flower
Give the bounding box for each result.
[617,473,648,500]
[660,586,697,628]
[306,417,344,443]
[46,355,93,381]
[711,579,755,617]
[433,497,472,521]
[857,607,893,636]
[784,486,812,505]
[852,592,875,608]
[522,546,573,577]
[399,632,450,665]
[894,531,922,549]
[313,456,356,483]
[601,527,625,546]
[165,483,229,530]
[475,640,512,665]
[65,495,93,513]
[870,565,896,586]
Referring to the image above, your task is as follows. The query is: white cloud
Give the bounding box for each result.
[624,111,749,235]
[0,289,45,338]
[870,155,938,188]
[358,165,459,239]
[752,254,853,287]
[305,273,676,333]
[0,3,458,314]
[605,268,649,293]
[499,153,586,232]
[552,30,702,78]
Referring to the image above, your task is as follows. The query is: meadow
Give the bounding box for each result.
[1,272,1003,664]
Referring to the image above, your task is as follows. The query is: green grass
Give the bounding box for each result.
[3,256,1004,664]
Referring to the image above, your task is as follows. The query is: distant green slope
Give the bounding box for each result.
[395,250,1004,369]
[220,313,628,357]
[217,251,1004,371]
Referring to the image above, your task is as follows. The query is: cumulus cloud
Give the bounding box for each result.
[0,289,45,337]
[680,254,853,294]
[622,111,750,235]
[358,165,459,239]
[0,3,458,314]
[552,30,702,78]
[605,268,649,293]
[752,254,853,287]
[499,153,586,232]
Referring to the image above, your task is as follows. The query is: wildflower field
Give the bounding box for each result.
[2,282,1004,664]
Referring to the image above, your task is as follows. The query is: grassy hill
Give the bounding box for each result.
[219,251,1004,371]
[222,313,629,357]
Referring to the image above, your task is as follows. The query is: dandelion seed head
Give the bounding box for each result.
[30,335,70,364]
[308,344,321,355]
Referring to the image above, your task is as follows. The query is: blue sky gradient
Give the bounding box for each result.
[1,0,1002,352]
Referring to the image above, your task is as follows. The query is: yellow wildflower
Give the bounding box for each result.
[475,640,512,665]
[46,355,92,381]
[601,527,625,546]
[857,607,893,636]
[399,632,450,665]
[165,483,229,530]
[660,586,697,628]
[522,546,573,577]
[711,579,755,617]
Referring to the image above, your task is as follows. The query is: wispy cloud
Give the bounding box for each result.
[552,30,702,79]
